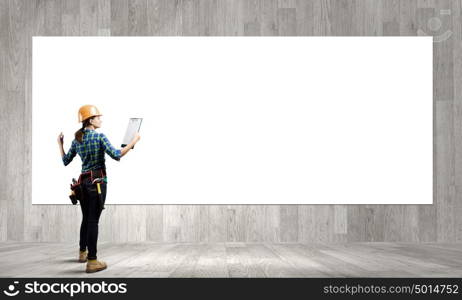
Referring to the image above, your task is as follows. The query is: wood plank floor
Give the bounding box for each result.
[0,242,461,278]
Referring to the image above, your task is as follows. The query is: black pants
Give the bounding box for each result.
[78,171,107,260]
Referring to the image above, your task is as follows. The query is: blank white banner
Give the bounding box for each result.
[32,36,432,204]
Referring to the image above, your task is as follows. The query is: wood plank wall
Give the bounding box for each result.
[0,0,459,243]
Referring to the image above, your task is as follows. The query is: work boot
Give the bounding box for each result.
[86,259,107,273]
[78,250,88,262]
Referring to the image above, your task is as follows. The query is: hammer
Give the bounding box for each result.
[92,177,105,210]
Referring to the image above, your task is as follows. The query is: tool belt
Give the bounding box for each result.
[78,168,107,183]
[70,168,107,209]
[69,180,82,205]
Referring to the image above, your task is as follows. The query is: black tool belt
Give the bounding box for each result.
[69,168,107,207]
[79,168,107,210]
[78,168,107,183]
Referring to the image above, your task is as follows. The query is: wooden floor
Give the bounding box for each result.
[0,242,461,278]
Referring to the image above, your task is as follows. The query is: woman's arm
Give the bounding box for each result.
[100,132,140,160]
[58,132,77,166]
[58,132,65,158]
[59,143,65,158]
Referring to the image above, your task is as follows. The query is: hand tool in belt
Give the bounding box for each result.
[69,178,80,205]
[91,177,105,210]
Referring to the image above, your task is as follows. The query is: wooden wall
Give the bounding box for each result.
[0,0,459,243]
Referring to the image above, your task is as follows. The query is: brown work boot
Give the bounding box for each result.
[78,250,88,263]
[86,259,107,273]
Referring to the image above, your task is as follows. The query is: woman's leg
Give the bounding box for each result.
[79,190,88,252]
[85,180,105,260]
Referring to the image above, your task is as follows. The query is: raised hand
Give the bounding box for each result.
[58,132,64,145]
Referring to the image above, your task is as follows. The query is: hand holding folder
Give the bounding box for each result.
[121,118,143,149]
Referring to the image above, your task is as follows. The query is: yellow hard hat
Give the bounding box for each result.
[78,105,102,123]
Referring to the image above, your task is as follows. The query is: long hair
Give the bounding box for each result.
[75,117,94,143]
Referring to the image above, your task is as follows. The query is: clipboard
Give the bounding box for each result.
[121,118,143,149]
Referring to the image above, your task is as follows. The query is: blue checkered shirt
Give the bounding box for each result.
[62,128,121,172]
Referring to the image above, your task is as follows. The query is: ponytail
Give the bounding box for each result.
[75,117,93,143]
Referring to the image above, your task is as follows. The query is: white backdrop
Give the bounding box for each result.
[32,36,432,204]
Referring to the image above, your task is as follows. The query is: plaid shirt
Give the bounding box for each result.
[62,128,122,172]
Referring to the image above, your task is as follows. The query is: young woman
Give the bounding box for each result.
[57,104,141,273]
